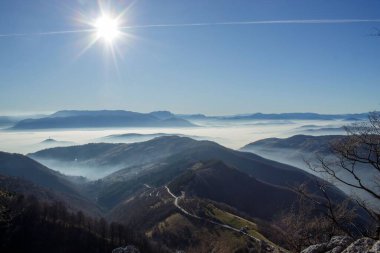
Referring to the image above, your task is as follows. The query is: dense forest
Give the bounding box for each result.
[0,189,167,253]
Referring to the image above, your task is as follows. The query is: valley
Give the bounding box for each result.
[1,130,377,252]
[0,111,378,252]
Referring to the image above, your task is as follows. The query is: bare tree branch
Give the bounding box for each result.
[304,111,380,239]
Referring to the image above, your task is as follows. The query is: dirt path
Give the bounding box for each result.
[164,185,260,242]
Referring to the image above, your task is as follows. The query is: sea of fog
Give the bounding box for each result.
[0,119,348,154]
[2,118,376,208]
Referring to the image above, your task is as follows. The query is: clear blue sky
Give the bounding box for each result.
[0,0,379,115]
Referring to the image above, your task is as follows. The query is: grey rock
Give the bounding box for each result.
[341,238,375,253]
[302,237,378,253]
[369,240,380,253]
[301,243,328,253]
[327,236,354,249]
[329,246,345,253]
[325,236,354,253]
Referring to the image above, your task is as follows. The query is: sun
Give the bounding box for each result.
[94,15,120,43]
[76,6,131,61]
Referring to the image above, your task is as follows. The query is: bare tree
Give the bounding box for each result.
[277,185,357,252]
[306,112,380,239]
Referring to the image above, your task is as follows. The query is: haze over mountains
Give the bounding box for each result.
[206,112,368,121]
[29,136,327,189]
[241,134,380,209]
[0,151,78,194]
[11,110,196,129]
[0,151,101,216]
[1,118,377,252]
[28,136,355,218]
[0,110,377,252]
[0,109,365,152]
[99,132,204,144]
[2,135,366,252]
[3,109,368,130]
[241,134,343,159]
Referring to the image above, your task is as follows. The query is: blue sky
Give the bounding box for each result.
[0,0,379,115]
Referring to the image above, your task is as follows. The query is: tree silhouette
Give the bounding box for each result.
[303,112,380,239]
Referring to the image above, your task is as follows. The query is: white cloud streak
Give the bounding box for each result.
[1,19,380,38]
[120,19,380,29]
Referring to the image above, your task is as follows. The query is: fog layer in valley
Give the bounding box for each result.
[0,119,347,154]
[246,146,378,208]
[0,118,349,179]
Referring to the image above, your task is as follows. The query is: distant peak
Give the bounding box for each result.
[41,138,57,143]
[148,110,175,120]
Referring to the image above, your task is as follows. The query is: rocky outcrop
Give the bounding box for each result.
[301,236,379,253]
[328,236,354,253]
[341,238,378,253]
[369,241,380,253]
[112,245,140,253]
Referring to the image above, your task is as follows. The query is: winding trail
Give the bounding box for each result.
[164,185,260,242]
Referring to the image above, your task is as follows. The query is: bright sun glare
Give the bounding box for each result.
[94,15,120,43]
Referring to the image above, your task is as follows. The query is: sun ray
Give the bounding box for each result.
[74,35,99,60]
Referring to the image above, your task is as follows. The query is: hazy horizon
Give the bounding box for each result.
[0,108,374,117]
[0,118,347,154]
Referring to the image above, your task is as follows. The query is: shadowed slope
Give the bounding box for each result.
[168,160,298,220]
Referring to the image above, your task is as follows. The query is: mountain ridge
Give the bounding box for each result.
[167,160,299,220]
[11,110,196,129]
[30,136,348,210]
[6,110,370,130]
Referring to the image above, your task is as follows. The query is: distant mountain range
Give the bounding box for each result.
[214,112,368,121]
[11,110,196,129]
[179,112,368,121]
[5,110,369,129]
